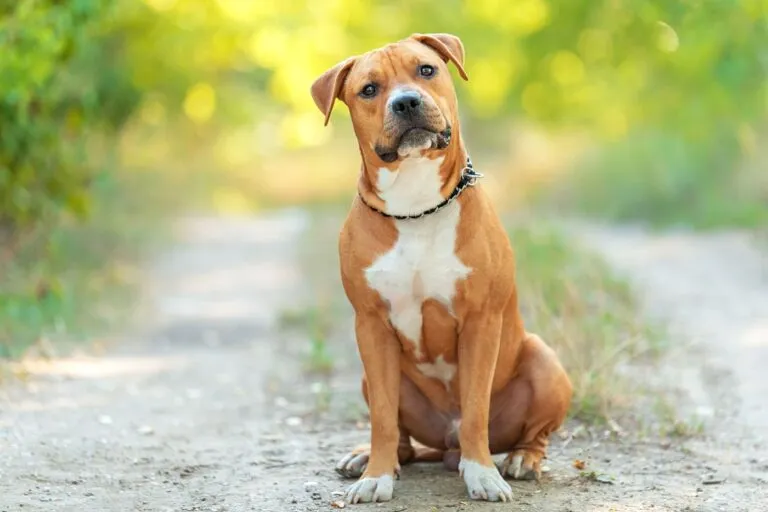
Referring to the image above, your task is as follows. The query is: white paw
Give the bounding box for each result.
[344,474,394,504]
[459,457,513,502]
[336,451,369,478]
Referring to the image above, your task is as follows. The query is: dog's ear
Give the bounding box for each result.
[311,57,357,126]
[411,33,468,81]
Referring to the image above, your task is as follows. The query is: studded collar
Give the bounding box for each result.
[359,157,483,220]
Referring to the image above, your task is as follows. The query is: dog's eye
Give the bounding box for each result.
[359,84,378,98]
[419,65,435,78]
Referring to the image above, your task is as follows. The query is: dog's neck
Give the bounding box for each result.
[357,141,467,218]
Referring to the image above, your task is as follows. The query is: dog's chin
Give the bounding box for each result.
[396,128,439,159]
[376,127,452,163]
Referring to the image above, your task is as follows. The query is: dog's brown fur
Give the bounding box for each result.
[311,33,572,503]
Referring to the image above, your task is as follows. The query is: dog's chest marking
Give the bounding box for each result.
[364,157,470,370]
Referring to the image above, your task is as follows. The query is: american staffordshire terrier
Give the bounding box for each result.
[310,33,572,504]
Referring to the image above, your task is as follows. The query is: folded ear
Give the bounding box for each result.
[310,57,357,126]
[411,33,468,81]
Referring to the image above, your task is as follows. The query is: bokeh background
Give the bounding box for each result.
[1,0,766,360]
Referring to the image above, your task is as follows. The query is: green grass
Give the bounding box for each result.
[543,130,768,229]
[652,396,706,438]
[0,169,170,359]
[510,222,662,422]
[276,208,349,376]
[278,304,337,375]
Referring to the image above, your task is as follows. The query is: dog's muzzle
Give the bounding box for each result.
[375,90,451,162]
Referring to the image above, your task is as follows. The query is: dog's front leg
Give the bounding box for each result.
[457,312,514,502]
[345,311,401,504]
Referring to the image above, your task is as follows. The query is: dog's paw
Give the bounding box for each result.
[335,448,369,478]
[500,450,541,480]
[344,474,394,503]
[459,457,513,502]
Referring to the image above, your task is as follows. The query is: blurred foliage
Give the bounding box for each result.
[0,0,140,230]
[0,0,144,355]
[113,0,767,143]
[0,168,167,357]
[2,0,766,228]
[111,0,766,224]
[549,129,768,228]
[1,0,766,353]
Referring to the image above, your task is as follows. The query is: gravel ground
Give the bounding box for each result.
[1,212,766,511]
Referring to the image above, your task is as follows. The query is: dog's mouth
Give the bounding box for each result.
[375,125,452,163]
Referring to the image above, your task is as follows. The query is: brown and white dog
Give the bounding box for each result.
[310,33,573,504]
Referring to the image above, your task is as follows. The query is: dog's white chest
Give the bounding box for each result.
[364,157,471,360]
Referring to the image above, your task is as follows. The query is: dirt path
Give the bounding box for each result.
[571,224,768,510]
[1,214,767,511]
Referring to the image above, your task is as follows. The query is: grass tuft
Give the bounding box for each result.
[653,396,705,438]
[278,303,337,375]
[305,334,335,375]
[511,223,662,423]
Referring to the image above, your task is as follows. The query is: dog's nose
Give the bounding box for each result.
[390,91,423,118]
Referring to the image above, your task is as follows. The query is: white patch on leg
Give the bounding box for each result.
[344,474,394,504]
[459,457,513,502]
[417,355,457,390]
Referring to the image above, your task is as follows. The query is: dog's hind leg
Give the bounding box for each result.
[488,333,572,480]
[404,440,444,463]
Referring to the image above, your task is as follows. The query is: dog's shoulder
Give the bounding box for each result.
[338,199,398,297]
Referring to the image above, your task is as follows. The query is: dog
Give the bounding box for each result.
[310,33,573,504]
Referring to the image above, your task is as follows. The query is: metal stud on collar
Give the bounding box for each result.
[360,157,483,220]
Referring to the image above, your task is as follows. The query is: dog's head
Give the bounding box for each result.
[311,33,468,165]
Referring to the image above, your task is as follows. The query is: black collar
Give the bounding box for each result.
[359,157,483,220]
